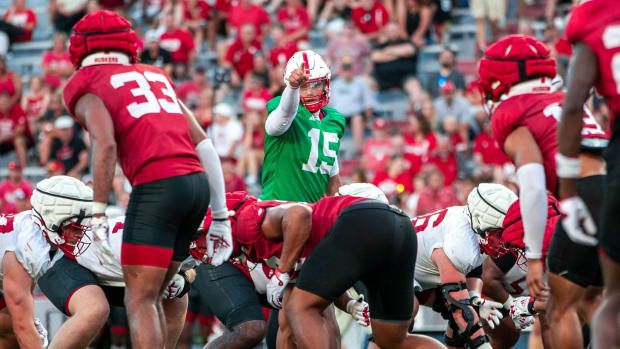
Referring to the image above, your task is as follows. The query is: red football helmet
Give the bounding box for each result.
[189,192,257,263]
[69,10,138,68]
[479,35,557,102]
[480,197,560,270]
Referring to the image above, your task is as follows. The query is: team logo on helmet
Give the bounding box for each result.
[69,10,138,68]
[30,176,93,257]
[284,50,331,113]
[478,35,557,103]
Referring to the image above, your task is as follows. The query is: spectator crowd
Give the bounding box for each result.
[0,0,606,223]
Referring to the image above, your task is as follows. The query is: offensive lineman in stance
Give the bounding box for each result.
[556,1,620,347]
[63,11,230,348]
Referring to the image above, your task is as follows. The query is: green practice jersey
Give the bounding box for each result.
[260,96,345,202]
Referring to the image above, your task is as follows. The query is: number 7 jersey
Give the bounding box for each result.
[63,63,204,186]
[261,96,345,202]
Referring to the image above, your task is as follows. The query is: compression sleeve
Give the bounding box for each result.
[195,139,227,217]
[516,163,547,259]
[265,86,300,137]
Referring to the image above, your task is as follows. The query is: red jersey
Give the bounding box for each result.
[159,29,195,63]
[269,41,298,67]
[492,91,607,196]
[41,51,72,88]
[3,9,36,42]
[372,170,413,195]
[63,63,204,186]
[566,0,620,123]
[0,104,27,141]
[473,131,511,166]
[228,3,270,36]
[276,6,310,40]
[351,2,389,34]
[24,95,45,120]
[184,0,211,20]
[430,154,458,186]
[235,195,368,266]
[225,39,262,78]
[362,138,392,173]
[0,179,33,214]
[0,71,16,97]
[403,133,436,174]
[243,89,271,111]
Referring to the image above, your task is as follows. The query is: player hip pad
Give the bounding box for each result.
[437,282,490,349]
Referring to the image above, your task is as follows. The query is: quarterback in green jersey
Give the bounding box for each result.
[261,50,345,202]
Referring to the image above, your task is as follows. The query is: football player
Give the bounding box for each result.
[0,176,91,348]
[194,184,384,349]
[205,191,445,349]
[479,34,608,349]
[200,50,347,348]
[480,196,561,348]
[63,10,229,349]
[556,1,620,348]
[412,183,520,349]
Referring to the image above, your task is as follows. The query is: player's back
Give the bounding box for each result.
[566,0,620,127]
[492,90,606,195]
[63,63,203,186]
[412,206,482,290]
[77,216,126,286]
[0,211,52,283]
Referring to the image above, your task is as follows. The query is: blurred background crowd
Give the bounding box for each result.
[0,0,607,220]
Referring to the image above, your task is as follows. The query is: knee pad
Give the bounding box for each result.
[437,282,490,349]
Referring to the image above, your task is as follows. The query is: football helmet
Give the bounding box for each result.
[30,176,93,256]
[336,183,388,204]
[69,10,138,68]
[284,50,331,113]
[190,191,256,262]
[466,183,517,243]
[479,35,557,102]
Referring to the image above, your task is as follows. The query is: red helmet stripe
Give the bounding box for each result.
[302,52,311,75]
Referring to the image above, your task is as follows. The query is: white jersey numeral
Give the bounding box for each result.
[110,71,182,118]
[302,128,338,174]
[543,102,605,135]
[603,25,620,94]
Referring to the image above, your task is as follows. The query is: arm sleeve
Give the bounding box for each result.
[265,86,300,137]
[195,138,227,216]
[516,163,547,259]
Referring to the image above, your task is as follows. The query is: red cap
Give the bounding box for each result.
[47,161,65,173]
[373,118,388,129]
[440,81,456,94]
[8,161,21,170]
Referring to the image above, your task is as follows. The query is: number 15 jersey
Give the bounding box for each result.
[261,96,345,202]
[63,63,203,186]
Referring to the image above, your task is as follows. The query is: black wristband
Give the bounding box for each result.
[176,270,191,298]
[527,298,537,315]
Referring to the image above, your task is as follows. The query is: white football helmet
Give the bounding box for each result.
[466,183,517,237]
[337,183,388,204]
[30,175,93,256]
[284,50,331,113]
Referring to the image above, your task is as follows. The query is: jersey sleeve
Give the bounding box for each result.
[13,213,51,280]
[491,103,526,148]
[63,70,91,121]
[443,226,482,276]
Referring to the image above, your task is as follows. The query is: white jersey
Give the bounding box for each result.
[76,216,197,287]
[0,211,55,289]
[500,255,528,297]
[412,206,484,291]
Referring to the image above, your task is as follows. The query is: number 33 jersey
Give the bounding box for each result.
[411,206,483,291]
[261,96,345,202]
[63,63,204,186]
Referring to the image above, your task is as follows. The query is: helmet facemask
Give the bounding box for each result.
[38,208,92,257]
[477,227,527,271]
[300,78,330,113]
